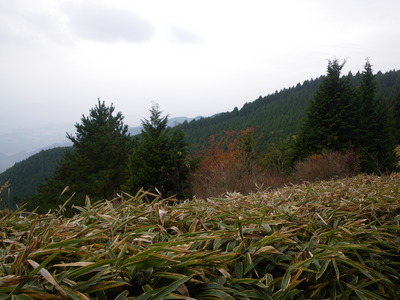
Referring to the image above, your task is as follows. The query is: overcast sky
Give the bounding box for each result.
[1,0,400,139]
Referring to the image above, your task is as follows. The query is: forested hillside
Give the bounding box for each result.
[0,147,69,207]
[181,77,322,150]
[181,70,400,151]
[2,68,400,208]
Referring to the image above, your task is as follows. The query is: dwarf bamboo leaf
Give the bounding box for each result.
[11,250,60,295]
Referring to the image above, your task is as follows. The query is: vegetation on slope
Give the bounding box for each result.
[180,77,323,151]
[0,147,69,208]
[1,174,399,299]
[181,69,400,152]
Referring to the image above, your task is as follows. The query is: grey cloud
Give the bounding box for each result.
[170,25,204,44]
[62,3,155,43]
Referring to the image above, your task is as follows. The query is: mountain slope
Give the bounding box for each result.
[180,77,322,150]
[0,147,69,206]
[181,70,400,150]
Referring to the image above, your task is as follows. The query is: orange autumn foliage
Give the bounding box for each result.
[192,128,285,197]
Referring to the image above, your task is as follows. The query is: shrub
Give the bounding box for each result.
[294,149,359,182]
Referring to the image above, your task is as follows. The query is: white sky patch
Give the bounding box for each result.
[169,25,204,44]
[61,1,155,43]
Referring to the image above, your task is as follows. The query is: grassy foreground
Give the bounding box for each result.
[1,174,400,299]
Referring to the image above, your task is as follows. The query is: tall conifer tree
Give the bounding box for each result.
[294,59,356,160]
[30,100,132,212]
[355,59,395,173]
[125,104,191,200]
[391,92,400,144]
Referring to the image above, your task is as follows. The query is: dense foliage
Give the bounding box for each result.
[294,59,356,158]
[1,174,399,299]
[354,60,396,173]
[125,105,191,200]
[391,92,400,144]
[27,100,132,213]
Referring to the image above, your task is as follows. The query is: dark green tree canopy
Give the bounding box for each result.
[354,60,395,173]
[294,59,396,173]
[294,59,356,160]
[68,100,128,147]
[29,100,132,213]
[125,104,191,200]
[392,92,400,144]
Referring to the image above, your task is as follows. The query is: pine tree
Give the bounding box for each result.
[29,100,132,212]
[294,59,356,160]
[125,104,191,200]
[355,59,396,173]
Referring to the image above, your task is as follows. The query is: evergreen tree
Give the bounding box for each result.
[391,92,400,144]
[294,59,356,160]
[29,100,132,212]
[355,60,396,173]
[125,104,191,200]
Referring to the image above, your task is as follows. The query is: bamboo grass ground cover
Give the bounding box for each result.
[1,174,399,299]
